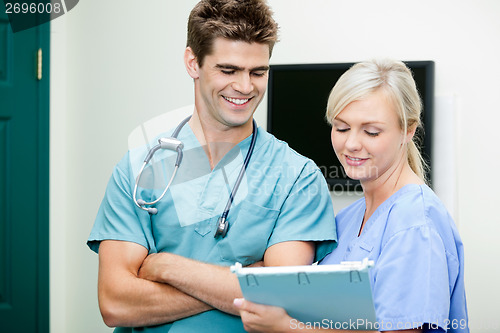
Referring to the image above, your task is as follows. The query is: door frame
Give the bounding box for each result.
[36,19,50,333]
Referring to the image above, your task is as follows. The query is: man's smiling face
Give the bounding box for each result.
[193,37,270,130]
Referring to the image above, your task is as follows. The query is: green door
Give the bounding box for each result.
[0,6,50,333]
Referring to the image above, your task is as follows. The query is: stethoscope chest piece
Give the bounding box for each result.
[214,215,229,238]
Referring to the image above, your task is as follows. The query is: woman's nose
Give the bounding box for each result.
[345,132,362,152]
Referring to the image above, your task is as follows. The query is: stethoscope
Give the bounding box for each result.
[133,116,257,238]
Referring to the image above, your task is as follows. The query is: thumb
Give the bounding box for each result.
[233,298,248,310]
[233,298,264,314]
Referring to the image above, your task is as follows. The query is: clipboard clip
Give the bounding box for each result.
[340,258,373,283]
[297,272,310,285]
[246,274,259,287]
[231,262,260,287]
[350,270,362,283]
[340,257,374,270]
[230,262,243,273]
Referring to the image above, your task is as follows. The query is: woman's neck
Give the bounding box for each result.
[359,162,423,234]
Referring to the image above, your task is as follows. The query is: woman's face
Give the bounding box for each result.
[330,90,407,185]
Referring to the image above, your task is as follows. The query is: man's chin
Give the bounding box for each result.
[222,114,255,128]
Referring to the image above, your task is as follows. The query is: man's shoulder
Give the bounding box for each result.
[257,128,318,169]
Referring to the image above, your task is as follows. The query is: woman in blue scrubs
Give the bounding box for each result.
[234,59,469,333]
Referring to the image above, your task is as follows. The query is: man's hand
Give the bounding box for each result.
[137,252,243,315]
[139,255,262,283]
[138,252,169,282]
[137,241,315,318]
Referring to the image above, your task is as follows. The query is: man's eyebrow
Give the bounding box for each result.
[215,64,270,71]
[251,66,270,71]
[216,64,242,71]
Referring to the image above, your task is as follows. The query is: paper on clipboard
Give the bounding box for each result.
[231,258,376,330]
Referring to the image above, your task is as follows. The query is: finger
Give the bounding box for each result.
[234,298,252,315]
[233,298,267,315]
[233,298,244,308]
[239,306,264,332]
[234,298,259,314]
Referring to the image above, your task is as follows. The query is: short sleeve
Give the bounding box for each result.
[373,221,450,331]
[87,153,154,253]
[267,163,337,262]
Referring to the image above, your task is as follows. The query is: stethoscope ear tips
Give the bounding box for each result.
[137,199,158,215]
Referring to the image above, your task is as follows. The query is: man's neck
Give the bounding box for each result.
[188,109,253,169]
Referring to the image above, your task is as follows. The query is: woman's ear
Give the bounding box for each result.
[405,124,417,143]
[184,47,200,79]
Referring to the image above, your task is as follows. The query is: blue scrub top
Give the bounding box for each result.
[321,184,468,333]
[88,123,337,332]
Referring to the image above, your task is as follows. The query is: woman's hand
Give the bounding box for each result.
[234,298,293,333]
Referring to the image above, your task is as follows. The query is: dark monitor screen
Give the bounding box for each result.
[267,61,434,191]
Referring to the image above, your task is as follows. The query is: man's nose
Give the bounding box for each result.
[232,74,253,95]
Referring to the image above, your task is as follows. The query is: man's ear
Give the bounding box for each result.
[184,47,200,79]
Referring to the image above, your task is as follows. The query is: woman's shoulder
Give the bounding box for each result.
[384,184,464,271]
[392,184,448,215]
[386,184,452,234]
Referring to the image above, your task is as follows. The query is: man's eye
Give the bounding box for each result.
[252,72,266,77]
[221,70,235,75]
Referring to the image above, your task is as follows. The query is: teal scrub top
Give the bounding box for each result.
[321,184,468,333]
[88,123,337,332]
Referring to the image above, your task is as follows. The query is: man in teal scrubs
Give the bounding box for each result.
[87,1,337,332]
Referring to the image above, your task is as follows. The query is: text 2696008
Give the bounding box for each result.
[5,2,62,14]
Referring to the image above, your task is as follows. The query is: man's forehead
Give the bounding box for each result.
[203,38,270,67]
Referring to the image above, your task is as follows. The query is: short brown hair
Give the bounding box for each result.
[187,0,279,66]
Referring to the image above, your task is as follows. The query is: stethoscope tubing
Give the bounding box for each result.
[220,121,257,217]
[133,163,179,208]
[133,116,191,215]
[133,115,257,238]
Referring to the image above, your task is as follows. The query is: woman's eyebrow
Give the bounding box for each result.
[332,117,348,125]
[334,116,385,126]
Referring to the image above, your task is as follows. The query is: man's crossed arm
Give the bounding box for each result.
[97,239,315,328]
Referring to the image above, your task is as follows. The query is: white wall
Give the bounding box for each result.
[50,1,500,332]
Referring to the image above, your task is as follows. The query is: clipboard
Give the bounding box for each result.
[231,258,376,330]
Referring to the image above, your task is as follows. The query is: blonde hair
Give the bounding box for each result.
[326,58,427,182]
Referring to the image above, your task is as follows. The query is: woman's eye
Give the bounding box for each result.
[335,128,349,133]
[365,131,380,137]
